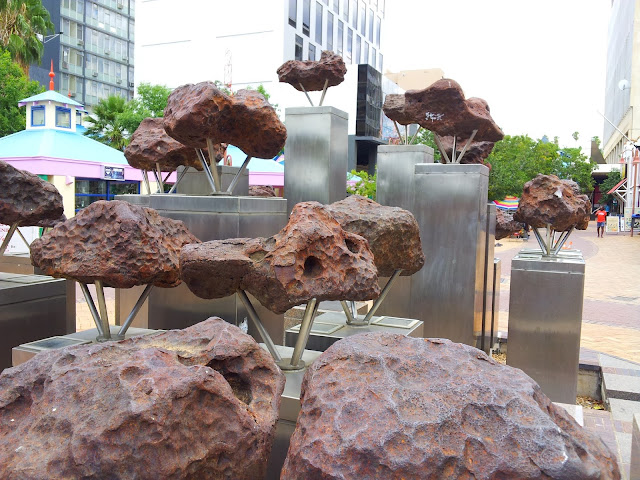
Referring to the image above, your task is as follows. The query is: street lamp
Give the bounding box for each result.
[37,32,63,44]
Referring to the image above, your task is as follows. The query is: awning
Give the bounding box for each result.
[493,196,519,211]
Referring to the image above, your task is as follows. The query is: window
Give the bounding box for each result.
[368,8,373,41]
[350,0,357,27]
[315,2,323,43]
[309,43,316,60]
[327,12,334,51]
[379,52,383,71]
[76,110,82,126]
[31,106,45,127]
[371,47,376,68]
[295,34,304,60]
[333,0,339,13]
[363,42,368,65]
[355,35,361,63]
[303,0,311,36]
[346,28,353,62]
[288,0,297,27]
[75,179,139,212]
[343,0,348,20]
[359,2,365,33]
[375,16,381,47]
[337,20,344,56]
[55,107,71,128]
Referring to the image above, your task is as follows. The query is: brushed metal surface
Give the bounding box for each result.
[374,145,434,319]
[411,163,490,345]
[507,251,585,404]
[284,106,348,214]
[175,165,249,196]
[476,203,497,352]
[490,258,501,351]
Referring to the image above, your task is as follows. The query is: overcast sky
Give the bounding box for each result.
[383,1,610,153]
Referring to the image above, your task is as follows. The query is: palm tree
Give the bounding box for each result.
[0,0,54,74]
[84,96,129,151]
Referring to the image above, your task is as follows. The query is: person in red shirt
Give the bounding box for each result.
[596,205,607,238]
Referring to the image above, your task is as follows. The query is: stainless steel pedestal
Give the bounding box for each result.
[175,165,249,196]
[284,106,348,214]
[507,249,585,404]
[114,194,288,343]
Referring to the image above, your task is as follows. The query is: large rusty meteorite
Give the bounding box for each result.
[325,195,425,276]
[0,318,286,480]
[125,117,227,171]
[163,82,287,159]
[282,333,621,480]
[30,200,199,288]
[277,50,347,92]
[180,201,380,314]
[514,174,591,232]
[495,209,524,240]
[440,134,495,165]
[0,160,64,226]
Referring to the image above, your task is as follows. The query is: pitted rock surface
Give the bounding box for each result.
[0,161,64,226]
[277,51,347,92]
[496,209,523,240]
[514,174,591,231]
[125,117,226,171]
[249,185,277,197]
[403,79,504,142]
[281,334,621,480]
[163,82,286,158]
[440,134,495,165]
[34,213,66,228]
[180,201,380,314]
[382,94,414,126]
[0,318,285,480]
[30,200,199,288]
[325,195,424,276]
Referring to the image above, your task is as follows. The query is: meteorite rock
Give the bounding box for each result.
[496,209,523,240]
[325,195,424,276]
[440,134,495,165]
[382,93,414,126]
[404,79,504,142]
[180,201,380,314]
[0,318,285,480]
[249,185,277,197]
[282,333,621,480]
[125,117,227,171]
[0,160,64,227]
[514,174,591,231]
[277,50,347,92]
[30,200,199,288]
[163,82,287,158]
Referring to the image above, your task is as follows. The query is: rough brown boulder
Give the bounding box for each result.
[325,195,424,276]
[125,117,227,171]
[514,174,591,231]
[163,82,286,158]
[282,333,621,480]
[0,318,286,480]
[30,200,199,288]
[180,201,380,314]
[403,79,504,142]
[496,209,523,240]
[0,160,64,226]
[249,185,277,197]
[440,134,495,165]
[277,50,347,92]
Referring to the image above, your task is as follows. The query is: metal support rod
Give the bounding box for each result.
[226,156,252,194]
[206,138,223,192]
[94,280,111,339]
[531,226,547,254]
[433,134,451,164]
[117,284,154,337]
[162,171,172,184]
[299,83,314,107]
[552,227,574,255]
[456,129,478,164]
[363,269,403,324]
[196,148,218,193]
[79,283,105,337]
[152,164,164,193]
[545,224,552,256]
[451,136,457,163]
[237,290,282,362]
[0,223,18,256]
[15,227,31,250]
[142,170,152,195]
[409,126,422,145]
[340,300,357,324]
[318,79,329,106]
[393,121,403,144]
[404,125,409,145]
[167,167,190,194]
[290,298,318,367]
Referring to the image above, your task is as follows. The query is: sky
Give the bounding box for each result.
[383,0,610,154]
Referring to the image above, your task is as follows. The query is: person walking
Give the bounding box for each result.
[596,205,607,238]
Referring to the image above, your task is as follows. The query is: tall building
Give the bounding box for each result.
[30,0,135,110]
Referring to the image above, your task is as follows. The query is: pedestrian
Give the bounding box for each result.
[596,205,607,238]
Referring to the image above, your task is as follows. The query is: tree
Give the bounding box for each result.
[598,170,622,207]
[0,0,54,73]
[118,82,172,135]
[0,49,43,137]
[407,127,442,162]
[572,131,579,143]
[347,169,377,199]
[84,95,128,150]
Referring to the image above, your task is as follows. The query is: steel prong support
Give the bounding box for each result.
[299,83,314,107]
[116,284,154,338]
[319,79,329,106]
[153,163,164,193]
[0,223,19,256]
[237,290,282,363]
[168,167,190,194]
[195,148,218,193]
[363,269,402,324]
[433,133,450,164]
[206,138,223,192]
[341,300,357,324]
[290,298,319,368]
[94,280,111,340]
[79,283,105,338]
[456,129,478,164]
[142,170,152,194]
[226,156,252,194]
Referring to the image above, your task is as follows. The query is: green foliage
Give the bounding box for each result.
[84,95,128,150]
[598,170,622,206]
[347,169,377,200]
[0,49,43,136]
[571,131,579,142]
[0,0,54,73]
[592,136,601,148]
[486,134,596,201]
[117,82,172,135]
[409,127,441,162]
